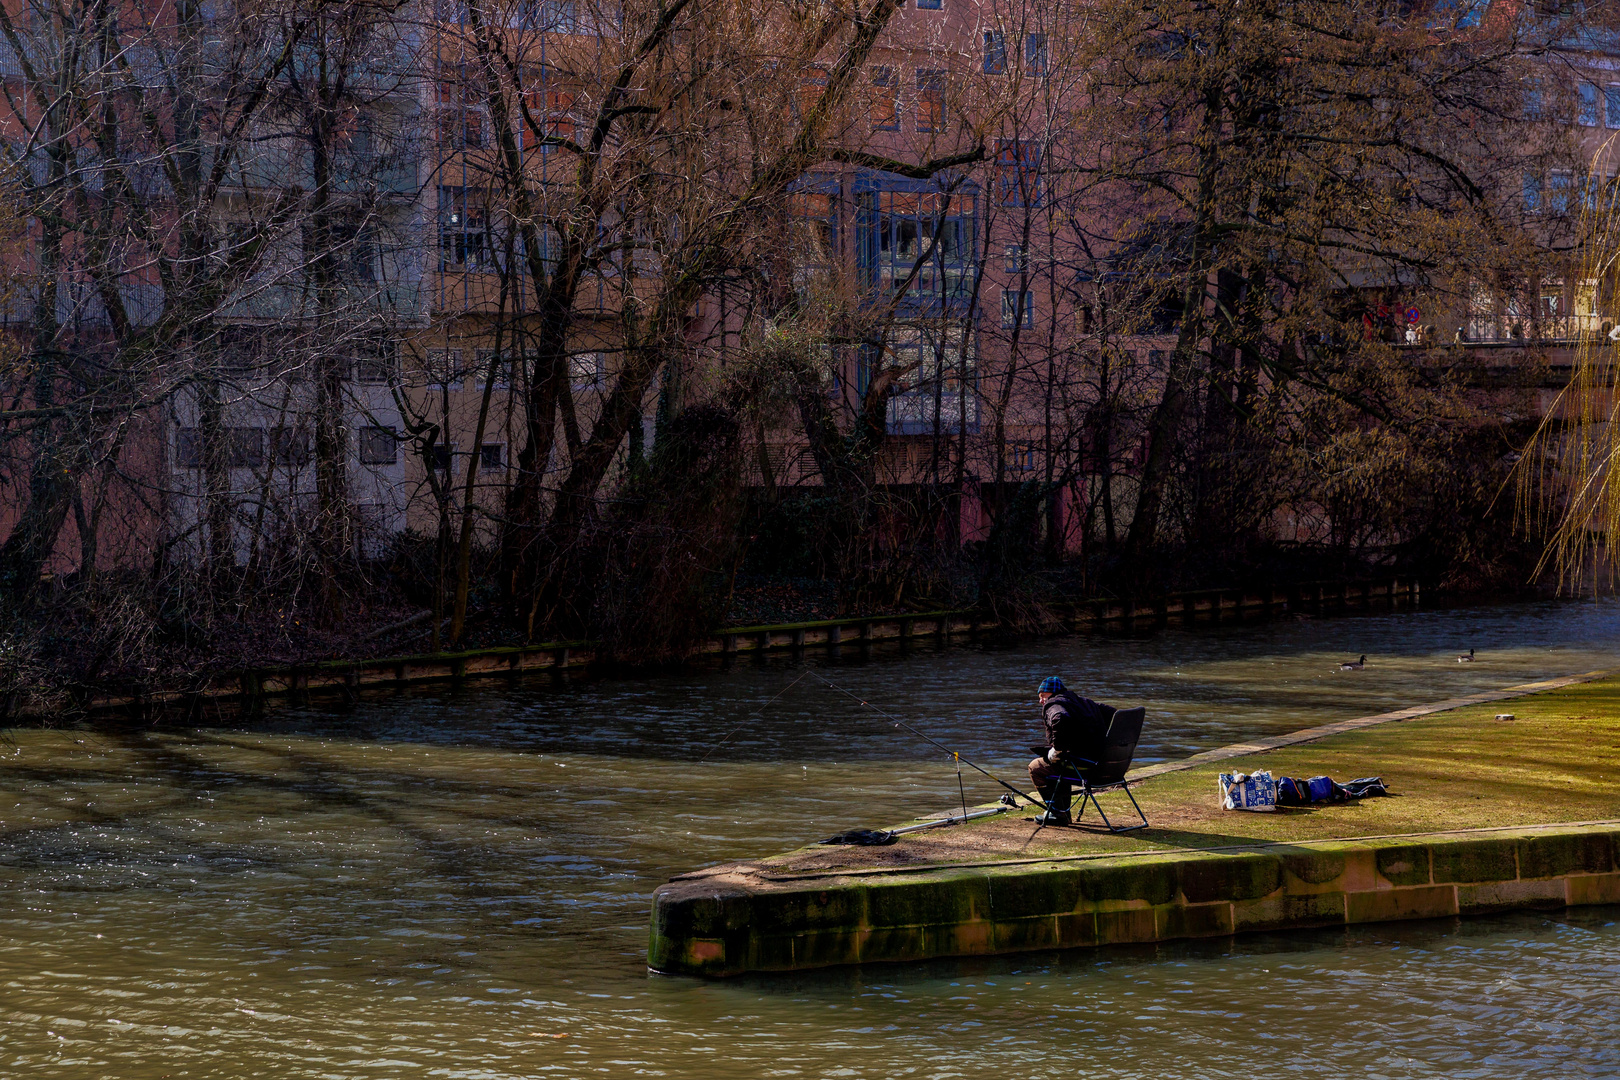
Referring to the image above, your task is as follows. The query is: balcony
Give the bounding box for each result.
[1376,314,1606,348]
[854,175,979,319]
[1452,313,1605,346]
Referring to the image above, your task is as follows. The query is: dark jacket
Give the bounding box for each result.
[1042,690,1114,761]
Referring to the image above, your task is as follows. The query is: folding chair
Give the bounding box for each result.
[1053,705,1149,832]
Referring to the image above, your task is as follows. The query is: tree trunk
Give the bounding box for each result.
[1122,83,1225,568]
[0,199,68,603]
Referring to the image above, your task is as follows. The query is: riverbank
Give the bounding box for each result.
[40,577,1418,720]
[649,670,1620,976]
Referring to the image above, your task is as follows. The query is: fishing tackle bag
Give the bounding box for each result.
[1277,775,1391,806]
[1278,775,1339,806]
[1218,770,1276,811]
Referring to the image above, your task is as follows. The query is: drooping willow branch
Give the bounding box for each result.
[1516,133,1620,593]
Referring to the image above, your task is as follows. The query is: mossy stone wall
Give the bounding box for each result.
[649,824,1620,977]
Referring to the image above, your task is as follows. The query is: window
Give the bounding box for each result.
[1590,173,1620,211]
[916,0,942,8]
[439,187,494,271]
[1427,0,1486,28]
[1524,78,1546,121]
[795,65,829,120]
[520,75,578,150]
[519,0,577,32]
[331,220,377,284]
[354,340,400,385]
[1541,290,1562,318]
[916,69,945,133]
[1505,293,1527,323]
[983,31,1006,75]
[543,90,577,145]
[792,181,839,268]
[1002,289,1034,328]
[1524,171,1541,212]
[359,426,398,465]
[426,348,468,390]
[437,63,470,111]
[479,443,504,470]
[879,334,968,395]
[271,426,311,467]
[475,347,517,389]
[1576,277,1600,320]
[1580,83,1599,126]
[870,66,899,132]
[333,111,397,190]
[439,106,484,149]
[1584,173,1605,210]
[228,428,265,468]
[213,221,259,273]
[996,139,1043,206]
[569,351,604,385]
[1025,33,1047,74]
[879,327,975,434]
[1549,170,1572,216]
[858,188,977,305]
[174,428,270,469]
[1009,442,1037,472]
[302,221,370,287]
[1607,86,1620,128]
[431,444,456,471]
[176,427,203,469]
[1005,244,1028,274]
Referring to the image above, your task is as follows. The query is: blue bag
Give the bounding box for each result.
[1218,771,1276,811]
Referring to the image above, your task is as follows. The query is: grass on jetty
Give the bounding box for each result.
[764,674,1620,870]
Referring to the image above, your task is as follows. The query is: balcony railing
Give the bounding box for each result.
[1455,313,1606,345]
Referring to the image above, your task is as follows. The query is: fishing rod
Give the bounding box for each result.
[805,668,1051,812]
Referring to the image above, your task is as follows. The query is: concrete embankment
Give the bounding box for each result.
[650,822,1620,977]
[649,671,1620,977]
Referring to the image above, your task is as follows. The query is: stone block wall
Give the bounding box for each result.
[648,824,1620,977]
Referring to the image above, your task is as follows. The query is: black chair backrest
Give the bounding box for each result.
[1085,706,1145,785]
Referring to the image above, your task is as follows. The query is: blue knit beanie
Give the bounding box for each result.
[1038,676,1065,694]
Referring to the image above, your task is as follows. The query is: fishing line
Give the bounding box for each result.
[696,668,813,762]
[635,668,818,818]
[804,668,1048,811]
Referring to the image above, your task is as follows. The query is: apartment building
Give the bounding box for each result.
[0,0,1576,585]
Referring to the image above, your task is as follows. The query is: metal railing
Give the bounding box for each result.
[1457,313,1606,344]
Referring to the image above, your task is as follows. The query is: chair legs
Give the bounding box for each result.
[1073,779,1149,832]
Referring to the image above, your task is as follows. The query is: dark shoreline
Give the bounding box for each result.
[8,578,1424,723]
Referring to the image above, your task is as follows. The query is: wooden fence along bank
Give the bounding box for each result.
[72,578,1419,717]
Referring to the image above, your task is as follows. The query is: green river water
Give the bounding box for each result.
[2,599,1618,1077]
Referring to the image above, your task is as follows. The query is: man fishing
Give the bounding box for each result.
[1028,676,1115,826]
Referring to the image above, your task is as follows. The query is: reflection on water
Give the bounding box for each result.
[1,597,1618,1077]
